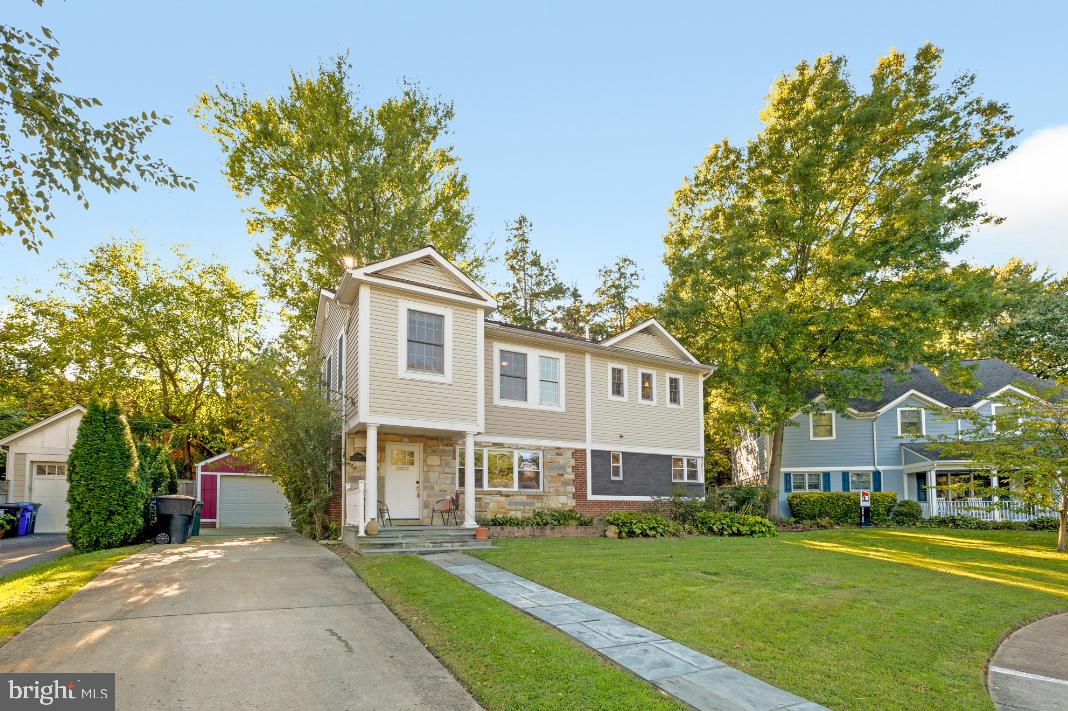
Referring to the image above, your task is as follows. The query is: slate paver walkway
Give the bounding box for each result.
[988,611,1068,711]
[426,552,826,711]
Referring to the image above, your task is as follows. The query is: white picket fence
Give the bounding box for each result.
[924,498,1055,522]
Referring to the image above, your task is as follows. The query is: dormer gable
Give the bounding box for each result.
[335,246,497,309]
[600,319,701,364]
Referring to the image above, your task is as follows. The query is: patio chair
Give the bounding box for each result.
[432,492,460,526]
[377,501,392,527]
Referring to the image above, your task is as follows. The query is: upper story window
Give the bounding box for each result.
[407,309,444,373]
[608,365,627,400]
[398,300,452,383]
[610,451,623,480]
[671,456,701,483]
[809,411,835,440]
[493,344,565,410]
[991,404,1021,433]
[667,375,682,407]
[898,407,925,436]
[640,370,656,403]
[325,354,333,401]
[336,334,345,393]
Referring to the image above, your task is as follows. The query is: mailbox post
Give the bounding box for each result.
[860,489,872,528]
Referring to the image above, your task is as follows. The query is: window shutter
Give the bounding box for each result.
[841,472,849,491]
[783,472,792,493]
[916,473,927,502]
[873,471,882,492]
[822,472,831,492]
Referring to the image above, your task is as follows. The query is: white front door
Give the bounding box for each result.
[384,444,421,519]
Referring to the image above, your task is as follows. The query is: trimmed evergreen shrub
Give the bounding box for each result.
[690,511,776,537]
[67,400,147,552]
[925,515,991,529]
[786,492,897,526]
[890,499,923,526]
[605,511,674,538]
[1027,516,1059,532]
[484,509,593,527]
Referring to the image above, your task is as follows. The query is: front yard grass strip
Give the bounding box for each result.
[0,544,148,647]
[348,553,685,711]
[471,529,1068,711]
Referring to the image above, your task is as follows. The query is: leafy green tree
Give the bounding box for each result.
[983,266,1068,383]
[193,55,477,333]
[238,346,341,539]
[593,256,642,334]
[1,1,192,251]
[67,400,146,551]
[8,238,261,474]
[495,214,567,329]
[660,45,1016,515]
[554,284,594,337]
[930,388,1068,552]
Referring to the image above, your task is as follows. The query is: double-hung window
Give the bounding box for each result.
[810,412,834,439]
[609,365,627,400]
[991,404,1021,433]
[792,472,822,492]
[639,370,656,403]
[610,451,623,480]
[848,471,873,491]
[671,456,701,483]
[337,334,345,393]
[494,345,564,410]
[898,408,925,436]
[406,309,445,374]
[458,447,542,491]
[325,355,333,401]
[667,375,682,407]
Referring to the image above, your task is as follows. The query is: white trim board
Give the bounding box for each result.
[0,405,85,447]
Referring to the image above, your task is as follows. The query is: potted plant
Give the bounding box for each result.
[0,511,15,539]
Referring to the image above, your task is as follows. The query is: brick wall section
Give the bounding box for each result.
[572,449,651,517]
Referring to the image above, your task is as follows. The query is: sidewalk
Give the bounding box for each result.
[988,612,1068,711]
[426,552,826,711]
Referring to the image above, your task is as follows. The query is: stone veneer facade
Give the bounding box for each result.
[344,431,577,523]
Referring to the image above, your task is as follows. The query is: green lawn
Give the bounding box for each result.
[349,554,685,711]
[468,529,1068,711]
[0,545,147,646]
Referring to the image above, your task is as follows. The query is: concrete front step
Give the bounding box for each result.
[342,525,491,555]
[361,542,496,556]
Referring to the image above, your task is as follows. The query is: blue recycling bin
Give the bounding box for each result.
[13,502,41,534]
[4,503,35,537]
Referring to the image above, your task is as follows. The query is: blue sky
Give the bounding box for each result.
[4,0,1067,313]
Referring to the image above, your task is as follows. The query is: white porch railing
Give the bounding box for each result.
[924,499,1055,521]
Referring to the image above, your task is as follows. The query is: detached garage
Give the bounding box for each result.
[196,451,291,528]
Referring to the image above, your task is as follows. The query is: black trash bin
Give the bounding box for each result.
[154,495,196,544]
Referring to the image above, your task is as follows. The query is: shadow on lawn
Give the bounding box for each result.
[785,538,1068,598]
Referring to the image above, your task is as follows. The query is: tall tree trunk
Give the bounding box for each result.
[1058,490,1067,554]
[766,423,785,518]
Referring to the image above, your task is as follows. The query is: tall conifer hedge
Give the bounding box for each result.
[67,400,147,551]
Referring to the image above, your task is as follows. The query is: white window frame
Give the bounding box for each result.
[638,369,657,405]
[665,373,683,408]
[397,299,453,384]
[848,471,873,492]
[607,364,628,401]
[610,451,623,480]
[671,456,702,483]
[990,404,1022,433]
[491,343,566,412]
[456,446,544,492]
[897,407,926,436]
[809,411,836,440]
[793,471,823,492]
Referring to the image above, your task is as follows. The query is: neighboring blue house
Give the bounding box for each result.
[777,359,1054,520]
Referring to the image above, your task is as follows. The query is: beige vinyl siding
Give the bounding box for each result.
[346,298,359,428]
[591,357,703,452]
[482,338,586,442]
[11,453,27,500]
[367,287,478,426]
[320,298,351,406]
[375,259,476,296]
[611,329,683,359]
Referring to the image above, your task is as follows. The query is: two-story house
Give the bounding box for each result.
[313,246,713,530]
[777,359,1054,519]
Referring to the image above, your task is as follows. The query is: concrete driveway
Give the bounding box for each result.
[0,530,480,710]
[0,533,71,576]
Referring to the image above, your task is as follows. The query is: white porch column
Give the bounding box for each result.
[926,469,937,517]
[365,424,379,525]
[991,472,1002,521]
[463,432,477,528]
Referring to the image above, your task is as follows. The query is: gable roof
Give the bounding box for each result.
[196,448,259,474]
[846,359,1056,413]
[600,319,701,364]
[0,405,86,447]
[336,246,497,308]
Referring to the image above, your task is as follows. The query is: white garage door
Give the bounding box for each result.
[218,476,291,527]
[30,462,69,533]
